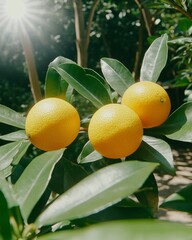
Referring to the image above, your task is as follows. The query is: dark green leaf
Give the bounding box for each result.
[13,149,64,220]
[38,220,192,240]
[140,34,168,82]
[101,58,134,96]
[132,136,175,175]
[160,184,192,213]
[36,161,158,227]
[153,101,192,142]
[49,159,88,194]
[0,105,25,129]
[54,63,112,108]
[77,141,103,164]
[45,56,75,99]
[45,68,68,99]
[84,68,111,94]
[135,174,159,217]
[0,191,12,240]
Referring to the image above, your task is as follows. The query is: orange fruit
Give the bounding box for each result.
[121,81,171,128]
[88,104,143,159]
[25,98,80,151]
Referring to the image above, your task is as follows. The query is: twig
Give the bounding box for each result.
[134,0,151,36]
[85,0,100,50]
[168,1,192,20]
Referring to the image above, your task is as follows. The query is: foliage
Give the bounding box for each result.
[0,34,192,239]
[0,0,192,109]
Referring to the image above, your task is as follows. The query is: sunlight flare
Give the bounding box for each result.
[0,0,45,35]
[4,0,28,20]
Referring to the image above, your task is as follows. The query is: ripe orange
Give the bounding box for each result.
[121,81,171,128]
[88,104,143,159]
[25,98,80,151]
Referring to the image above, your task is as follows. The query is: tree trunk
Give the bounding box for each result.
[20,26,42,102]
[73,0,100,67]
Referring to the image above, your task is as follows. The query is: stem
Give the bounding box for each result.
[171,2,192,20]
[20,25,42,102]
[85,0,100,50]
[133,20,144,81]
[134,0,151,36]
[22,223,37,239]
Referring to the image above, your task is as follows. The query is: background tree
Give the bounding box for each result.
[73,0,100,67]
[0,0,191,108]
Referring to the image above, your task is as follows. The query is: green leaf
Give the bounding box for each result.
[160,184,192,213]
[0,105,25,129]
[0,191,12,240]
[2,141,31,178]
[0,175,17,208]
[132,136,175,175]
[13,149,64,220]
[169,37,192,44]
[0,130,27,141]
[49,56,75,68]
[0,141,23,171]
[153,101,192,142]
[54,63,112,108]
[140,34,168,82]
[49,159,88,194]
[45,68,68,99]
[36,161,158,227]
[11,141,31,166]
[45,56,75,99]
[101,58,134,96]
[84,68,111,93]
[77,141,103,164]
[135,174,159,217]
[38,220,192,240]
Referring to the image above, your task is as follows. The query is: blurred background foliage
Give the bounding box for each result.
[0,0,191,112]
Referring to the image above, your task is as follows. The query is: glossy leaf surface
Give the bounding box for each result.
[13,150,64,220]
[101,58,134,96]
[132,136,175,175]
[0,104,25,129]
[38,220,192,240]
[0,141,23,171]
[54,63,112,108]
[0,130,27,141]
[140,34,168,82]
[77,141,103,164]
[36,161,158,227]
[160,184,192,213]
[152,102,192,142]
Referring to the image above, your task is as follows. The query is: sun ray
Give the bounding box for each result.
[0,0,49,37]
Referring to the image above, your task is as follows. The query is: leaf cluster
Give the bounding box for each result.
[0,34,192,239]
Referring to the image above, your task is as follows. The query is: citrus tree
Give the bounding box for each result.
[0,34,192,239]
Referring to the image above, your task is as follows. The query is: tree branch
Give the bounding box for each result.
[134,0,152,36]
[169,1,192,20]
[85,0,100,50]
[20,26,42,102]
